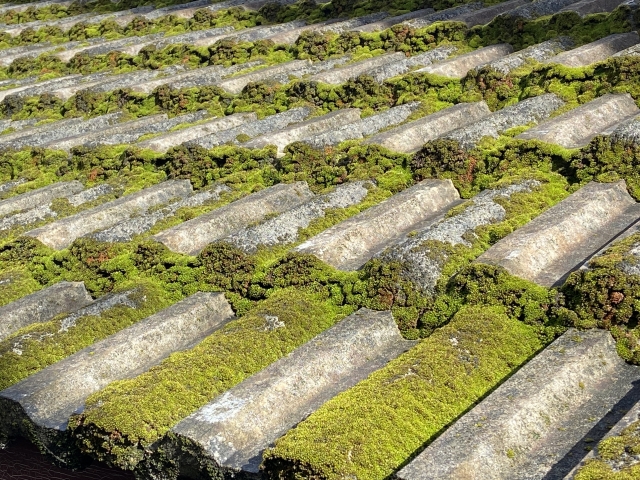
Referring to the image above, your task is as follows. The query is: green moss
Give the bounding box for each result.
[575,421,640,479]
[69,288,354,470]
[262,305,544,480]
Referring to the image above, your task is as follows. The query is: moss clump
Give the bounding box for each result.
[0,279,172,390]
[262,305,544,480]
[69,288,354,470]
[575,421,640,479]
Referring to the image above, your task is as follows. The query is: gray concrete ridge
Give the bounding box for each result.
[559,0,629,15]
[67,184,114,207]
[0,41,86,67]
[55,34,166,63]
[295,179,460,271]
[4,112,123,150]
[517,93,640,147]
[0,0,74,15]
[309,53,406,85]
[451,0,530,27]
[130,65,227,94]
[244,109,363,156]
[164,61,264,91]
[0,179,25,196]
[46,114,170,151]
[305,102,421,148]
[91,185,230,242]
[0,73,108,101]
[397,329,640,480]
[216,57,348,94]
[0,282,92,342]
[444,93,565,148]
[378,181,540,294]
[502,0,581,19]
[365,102,492,153]
[351,8,435,32]
[364,46,457,83]
[172,308,414,474]
[0,292,234,431]
[68,69,176,97]
[188,107,312,149]
[137,113,257,152]
[0,181,83,218]
[405,3,484,28]
[154,182,315,255]
[611,114,640,144]
[473,37,574,75]
[0,118,82,145]
[26,180,194,250]
[191,20,306,47]
[548,32,640,67]
[416,44,514,78]
[226,181,371,253]
[477,180,640,287]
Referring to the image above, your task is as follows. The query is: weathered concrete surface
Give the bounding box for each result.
[46,114,169,151]
[268,12,388,43]
[502,0,582,19]
[192,20,306,47]
[67,184,114,207]
[216,57,347,94]
[548,32,640,67]
[189,107,312,149]
[137,113,257,152]
[309,53,406,85]
[473,37,574,75]
[445,93,565,148]
[84,111,210,148]
[295,179,460,271]
[0,73,108,102]
[516,93,640,148]
[397,328,640,480]
[69,69,175,98]
[3,112,123,150]
[478,180,640,287]
[351,9,435,32]
[378,181,540,294]
[305,102,420,148]
[611,114,640,144]
[560,0,629,15]
[91,185,230,242]
[613,42,640,57]
[416,44,514,78]
[365,102,492,153]
[405,3,484,28]
[365,46,457,83]
[451,0,531,26]
[131,26,235,55]
[0,181,83,218]
[0,282,92,342]
[171,308,414,474]
[0,292,234,431]
[244,109,363,156]
[226,181,371,253]
[54,33,165,62]
[0,179,25,196]
[26,180,193,250]
[165,61,263,91]
[130,65,229,94]
[0,40,85,67]
[154,182,314,255]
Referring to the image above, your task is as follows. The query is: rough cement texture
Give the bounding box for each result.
[131,65,226,94]
[351,9,435,32]
[405,3,484,28]
[154,182,315,255]
[379,181,539,294]
[26,180,193,250]
[452,0,531,27]
[365,46,457,83]
[226,181,371,253]
[445,93,565,148]
[548,32,640,67]
[611,114,640,144]
[268,12,388,43]
[295,179,460,271]
[0,73,101,102]
[560,0,629,15]
[0,181,83,218]
[137,113,257,152]
[84,111,209,147]
[365,102,492,153]
[614,42,640,57]
[67,184,114,207]
[244,109,363,156]
[165,61,263,91]
[216,57,348,94]
[473,37,575,75]
[72,69,175,97]
[305,102,421,148]
[91,185,230,242]
[503,0,582,19]
[416,44,514,78]
[171,308,414,474]
[0,41,85,67]
[46,114,169,151]
[4,113,123,150]
[55,33,165,62]
[0,292,234,431]
[517,93,640,148]
[309,52,406,85]
[192,20,306,48]
[478,180,640,287]
[188,107,312,149]
[398,328,640,480]
[0,179,25,196]
[0,282,93,342]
